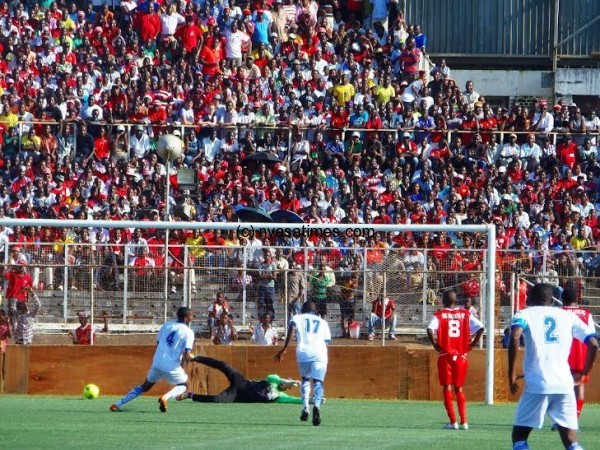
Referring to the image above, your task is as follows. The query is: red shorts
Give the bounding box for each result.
[437,353,469,387]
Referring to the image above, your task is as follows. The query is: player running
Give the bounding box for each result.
[275,301,331,426]
[427,290,484,430]
[562,287,596,419]
[110,307,195,413]
[177,356,309,404]
[509,283,598,450]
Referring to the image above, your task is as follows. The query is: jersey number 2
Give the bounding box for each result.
[448,319,461,337]
[305,319,320,334]
[166,331,176,347]
[544,317,558,343]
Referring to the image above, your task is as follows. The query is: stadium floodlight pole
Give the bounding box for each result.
[163,158,171,323]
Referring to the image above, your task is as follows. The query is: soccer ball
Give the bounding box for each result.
[83,384,100,400]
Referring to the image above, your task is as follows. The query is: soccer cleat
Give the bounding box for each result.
[460,423,469,430]
[443,422,459,430]
[300,408,309,422]
[312,406,321,426]
[109,404,121,412]
[158,397,168,413]
[175,392,190,401]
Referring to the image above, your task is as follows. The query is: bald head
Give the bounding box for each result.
[301,301,317,314]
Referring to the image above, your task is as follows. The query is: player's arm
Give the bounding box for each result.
[508,315,526,395]
[274,322,295,362]
[426,315,441,352]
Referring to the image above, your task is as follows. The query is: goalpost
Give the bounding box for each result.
[0,219,496,404]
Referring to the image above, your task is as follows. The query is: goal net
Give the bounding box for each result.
[0,219,500,403]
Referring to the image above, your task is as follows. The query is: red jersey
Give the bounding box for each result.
[75,324,93,345]
[431,307,481,356]
[5,270,33,301]
[563,306,594,372]
[372,297,395,319]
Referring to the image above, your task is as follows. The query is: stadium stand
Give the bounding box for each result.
[0,0,599,337]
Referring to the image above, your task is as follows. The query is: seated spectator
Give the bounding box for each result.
[250,315,278,345]
[367,295,397,341]
[212,313,237,345]
[130,247,157,292]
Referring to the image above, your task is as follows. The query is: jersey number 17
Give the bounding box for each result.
[305,319,320,334]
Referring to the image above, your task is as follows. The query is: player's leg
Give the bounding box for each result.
[311,362,327,426]
[453,356,469,428]
[111,377,155,411]
[298,362,312,421]
[158,367,189,412]
[273,392,304,404]
[513,392,548,448]
[547,393,583,449]
[437,355,457,428]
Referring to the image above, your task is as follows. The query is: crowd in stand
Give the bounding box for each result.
[0,0,599,311]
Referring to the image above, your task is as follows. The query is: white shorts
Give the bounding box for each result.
[298,361,327,381]
[146,365,188,385]
[514,391,578,430]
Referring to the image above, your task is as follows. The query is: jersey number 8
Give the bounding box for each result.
[448,319,461,338]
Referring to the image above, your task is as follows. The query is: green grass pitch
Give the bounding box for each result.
[1,395,599,449]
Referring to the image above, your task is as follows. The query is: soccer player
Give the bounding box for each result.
[177,356,306,404]
[562,287,596,418]
[509,283,598,450]
[275,301,331,426]
[110,307,195,413]
[427,290,484,430]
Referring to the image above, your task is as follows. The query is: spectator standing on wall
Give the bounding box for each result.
[258,250,277,320]
[14,291,40,345]
[4,257,33,330]
[309,264,331,318]
[288,264,307,320]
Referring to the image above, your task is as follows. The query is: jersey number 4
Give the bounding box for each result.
[544,317,558,343]
[305,319,321,334]
[166,331,177,347]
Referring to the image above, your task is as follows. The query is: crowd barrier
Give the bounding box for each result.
[3,241,599,333]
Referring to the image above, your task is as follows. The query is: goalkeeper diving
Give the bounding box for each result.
[177,356,310,404]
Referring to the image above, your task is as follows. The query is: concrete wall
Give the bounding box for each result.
[451,70,554,100]
[555,68,600,99]
[4,344,599,403]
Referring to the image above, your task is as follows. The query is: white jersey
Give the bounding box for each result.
[291,313,331,363]
[152,321,195,372]
[511,306,595,394]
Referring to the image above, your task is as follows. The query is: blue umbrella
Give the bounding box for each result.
[235,206,273,223]
[270,209,305,223]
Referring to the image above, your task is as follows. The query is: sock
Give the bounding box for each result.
[576,399,584,417]
[443,389,456,423]
[301,380,311,410]
[162,385,187,401]
[567,443,583,450]
[513,441,530,450]
[456,390,467,424]
[116,385,143,408]
[313,380,324,408]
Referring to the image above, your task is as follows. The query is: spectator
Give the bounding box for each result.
[368,295,397,341]
[250,315,279,345]
[257,250,277,320]
[0,309,12,354]
[308,264,331,318]
[207,292,231,338]
[14,292,41,345]
[339,273,359,338]
[4,257,33,330]
[70,311,109,345]
[213,313,237,345]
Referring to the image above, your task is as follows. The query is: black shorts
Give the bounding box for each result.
[339,300,355,320]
